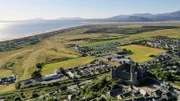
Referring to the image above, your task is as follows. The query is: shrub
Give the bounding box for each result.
[15,82,21,89]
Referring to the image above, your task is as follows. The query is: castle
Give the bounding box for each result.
[111,63,146,85]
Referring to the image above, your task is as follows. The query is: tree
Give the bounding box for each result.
[111,81,122,90]
[31,71,42,80]
[36,63,43,69]
[14,96,22,101]
[98,96,107,101]
[15,82,21,89]
[149,54,156,57]
[59,67,67,76]
[46,97,54,101]
[31,93,39,98]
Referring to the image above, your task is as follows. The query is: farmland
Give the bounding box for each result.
[119,45,166,63]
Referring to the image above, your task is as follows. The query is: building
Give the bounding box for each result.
[42,70,64,81]
[111,63,146,85]
[24,79,34,85]
[0,74,16,85]
[107,88,123,97]
[68,94,76,101]
[109,54,133,64]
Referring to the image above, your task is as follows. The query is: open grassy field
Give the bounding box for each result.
[124,28,180,41]
[42,57,95,75]
[0,39,81,80]
[119,45,166,63]
[0,69,13,78]
[0,84,15,93]
[80,28,180,47]
[80,39,121,46]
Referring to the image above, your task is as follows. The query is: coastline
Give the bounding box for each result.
[1,21,180,42]
[0,23,88,42]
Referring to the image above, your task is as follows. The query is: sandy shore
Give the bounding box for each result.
[1,21,180,42]
[0,23,88,42]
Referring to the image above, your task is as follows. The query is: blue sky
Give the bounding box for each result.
[0,0,180,20]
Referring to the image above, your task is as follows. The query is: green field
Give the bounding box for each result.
[119,45,166,63]
[42,57,95,75]
[0,69,13,78]
[80,28,180,47]
[0,84,15,93]
[80,39,122,46]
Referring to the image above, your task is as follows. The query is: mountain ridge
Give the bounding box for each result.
[1,10,180,22]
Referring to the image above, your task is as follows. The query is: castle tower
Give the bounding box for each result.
[130,65,134,81]
[130,65,137,83]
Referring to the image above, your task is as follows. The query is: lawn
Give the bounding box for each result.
[119,45,166,63]
[0,69,13,78]
[42,57,95,75]
[0,84,15,93]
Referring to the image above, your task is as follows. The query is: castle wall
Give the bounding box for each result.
[112,68,130,80]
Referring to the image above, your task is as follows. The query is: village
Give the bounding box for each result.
[0,36,180,101]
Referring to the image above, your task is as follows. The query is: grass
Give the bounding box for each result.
[97,57,120,67]
[80,39,122,46]
[80,28,180,47]
[42,57,95,75]
[0,69,13,78]
[119,45,166,63]
[0,84,15,93]
[0,40,81,80]
[125,28,180,41]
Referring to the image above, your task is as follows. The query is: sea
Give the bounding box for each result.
[0,20,84,41]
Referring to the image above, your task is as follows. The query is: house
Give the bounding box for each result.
[117,92,131,99]
[178,95,180,101]
[0,79,2,85]
[42,70,64,81]
[73,60,112,77]
[0,75,16,85]
[152,90,162,98]
[110,54,133,64]
[160,83,174,93]
[24,79,34,85]
[139,88,147,96]
[74,45,83,52]
[67,71,76,78]
[107,88,123,97]
[68,94,76,101]
[0,99,4,101]
[68,84,79,91]
[160,92,176,101]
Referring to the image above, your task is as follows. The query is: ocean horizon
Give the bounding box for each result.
[0,20,84,41]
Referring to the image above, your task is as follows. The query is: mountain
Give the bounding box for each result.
[2,10,180,22]
[57,17,84,20]
[102,10,180,22]
[27,18,45,21]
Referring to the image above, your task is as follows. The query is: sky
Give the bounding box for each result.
[0,0,180,21]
